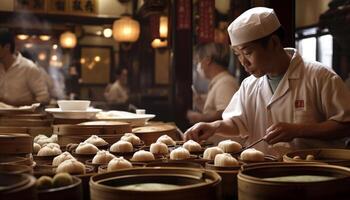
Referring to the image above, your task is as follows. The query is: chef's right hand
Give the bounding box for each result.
[184,121,218,141]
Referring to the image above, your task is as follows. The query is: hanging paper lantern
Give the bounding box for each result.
[60,31,77,48]
[113,16,140,42]
[151,38,168,48]
[159,16,168,39]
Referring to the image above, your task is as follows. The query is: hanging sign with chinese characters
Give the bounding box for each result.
[198,0,215,43]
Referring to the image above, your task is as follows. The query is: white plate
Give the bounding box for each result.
[45,108,102,119]
[95,111,155,126]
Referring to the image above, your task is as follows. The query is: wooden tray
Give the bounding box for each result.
[53,122,132,136]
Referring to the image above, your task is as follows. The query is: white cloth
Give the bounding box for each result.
[0,53,49,106]
[104,80,129,104]
[227,7,281,46]
[204,71,239,144]
[223,48,350,155]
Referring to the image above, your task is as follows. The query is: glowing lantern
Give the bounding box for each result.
[159,16,168,39]
[151,38,167,48]
[60,31,77,48]
[113,16,140,42]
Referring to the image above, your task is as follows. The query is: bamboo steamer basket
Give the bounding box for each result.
[0,118,52,127]
[0,113,47,120]
[37,176,83,200]
[132,124,179,145]
[0,127,53,137]
[53,122,132,136]
[53,118,91,125]
[237,163,350,200]
[206,161,241,200]
[90,167,221,200]
[0,134,33,154]
[0,173,37,200]
[283,148,350,167]
[0,155,34,166]
[145,160,203,169]
[0,164,33,174]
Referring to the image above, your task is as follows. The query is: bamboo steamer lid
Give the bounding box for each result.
[0,133,33,154]
[0,113,47,120]
[0,173,37,200]
[0,118,52,127]
[132,124,179,145]
[53,122,132,136]
[53,118,91,125]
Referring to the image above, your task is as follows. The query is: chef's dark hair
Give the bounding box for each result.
[0,29,15,54]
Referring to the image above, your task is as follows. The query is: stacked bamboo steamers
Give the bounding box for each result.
[1,101,350,200]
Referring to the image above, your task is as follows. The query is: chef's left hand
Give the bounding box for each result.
[264,122,301,144]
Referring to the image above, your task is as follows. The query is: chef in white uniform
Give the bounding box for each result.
[184,7,350,156]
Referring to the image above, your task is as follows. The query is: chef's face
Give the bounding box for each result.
[232,39,274,78]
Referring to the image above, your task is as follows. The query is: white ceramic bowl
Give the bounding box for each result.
[57,100,91,111]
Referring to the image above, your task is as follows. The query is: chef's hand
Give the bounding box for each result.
[184,121,218,141]
[264,122,301,144]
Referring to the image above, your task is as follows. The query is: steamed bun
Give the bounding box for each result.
[56,159,86,174]
[36,134,58,146]
[92,150,116,164]
[107,157,133,171]
[34,134,48,143]
[183,140,202,152]
[214,153,239,167]
[110,140,133,153]
[33,143,41,154]
[240,148,265,162]
[218,140,242,153]
[156,135,176,146]
[203,147,224,160]
[84,135,108,147]
[170,147,190,160]
[120,133,142,146]
[43,143,60,149]
[37,145,62,156]
[131,150,155,162]
[75,142,99,154]
[52,152,76,166]
[150,142,168,154]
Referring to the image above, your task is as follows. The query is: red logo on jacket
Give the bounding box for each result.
[295,100,304,108]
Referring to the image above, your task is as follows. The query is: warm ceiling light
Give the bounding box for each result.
[38,52,47,60]
[24,43,33,48]
[80,58,86,64]
[94,56,101,62]
[39,35,51,41]
[103,28,113,38]
[151,38,167,48]
[60,31,77,48]
[159,16,168,39]
[113,16,140,42]
[17,34,29,40]
[96,30,102,36]
[51,55,58,61]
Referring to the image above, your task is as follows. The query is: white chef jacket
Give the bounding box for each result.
[0,53,49,106]
[223,48,350,156]
[104,80,129,104]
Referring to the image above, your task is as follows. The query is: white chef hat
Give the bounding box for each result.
[227,7,281,47]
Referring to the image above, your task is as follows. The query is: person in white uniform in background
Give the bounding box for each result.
[0,29,49,106]
[104,68,129,108]
[187,43,239,125]
[184,7,350,157]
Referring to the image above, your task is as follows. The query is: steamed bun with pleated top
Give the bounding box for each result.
[110,140,133,153]
[183,140,202,152]
[92,150,116,164]
[156,135,176,146]
[37,145,62,156]
[218,140,242,153]
[203,147,224,160]
[240,148,265,162]
[75,142,99,154]
[131,150,155,162]
[120,133,142,146]
[56,159,86,174]
[170,147,190,160]
[150,142,168,154]
[52,151,76,166]
[214,153,239,167]
[107,157,133,171]
[84,135,108,147]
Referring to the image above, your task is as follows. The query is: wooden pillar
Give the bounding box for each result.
[171,0,192,131]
